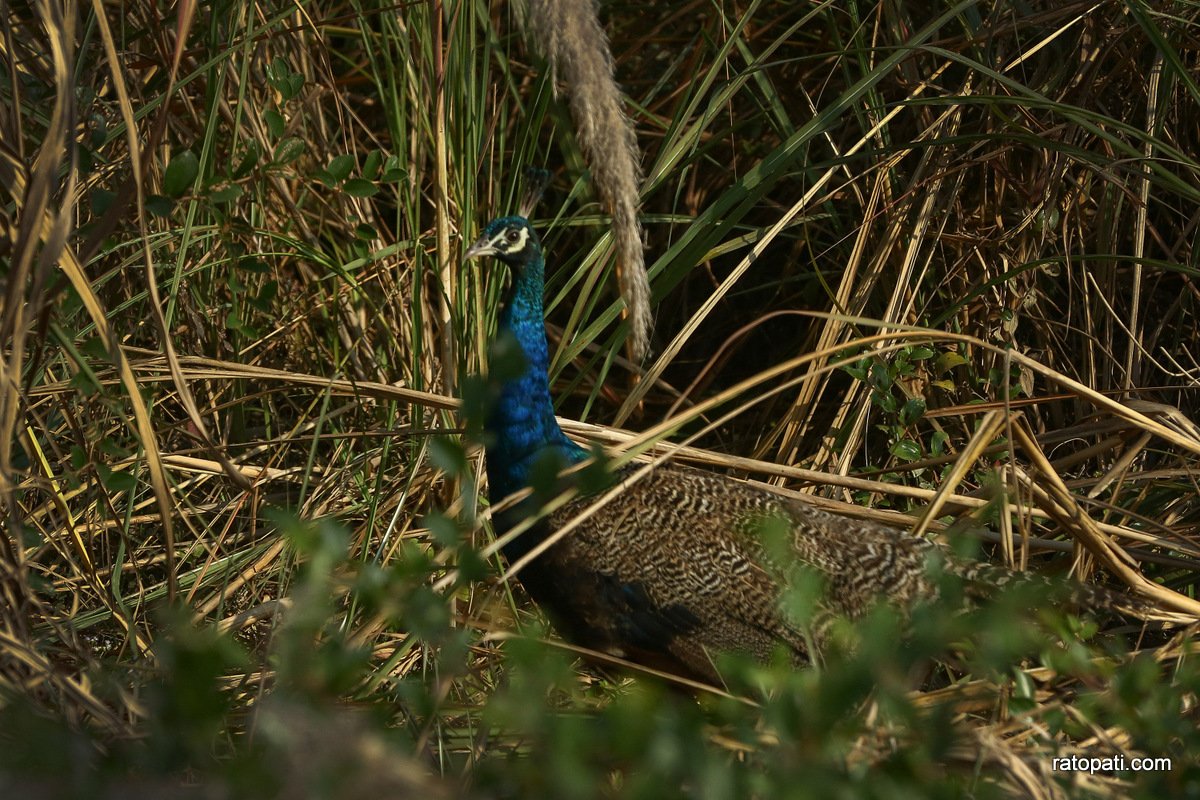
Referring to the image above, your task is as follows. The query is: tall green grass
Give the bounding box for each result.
[2,0,1199,796]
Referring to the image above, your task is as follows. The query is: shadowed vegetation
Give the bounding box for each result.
[2,0,1199,797]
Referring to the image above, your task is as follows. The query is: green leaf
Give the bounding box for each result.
[267,58,304,101]
[455,545,488,584]
[1013,667,1036,702]
[430,436,468,478]
[267,56,288,83]
[98,438,128,458]
[208,184,243,203]
[381,154,406,182]
[286,73,304,100]
[1006,693,1037,715]
[225,310,259,337]
[249,281,278,312]
[899,397,926,426]
[265,109,285,138]
[458,375,490,442]
[341,178,378,197]
[162,150,199,197]
[842,360,867,381]
[97,462,137,492]
[405,585,451,643]
[908,345,935,360]
[327,153,354,182]
[272,137,305,165]
[238,258,269,274]
[69,370,100,396]
[869,362,892,392]
[145,194,173,217]
[578,445,615,495]
[935,351,968,374]
[872,390,898,414]
[889,438,922,462]
[424,512,461,548]
[89,115,108,149]
[363,150,383,179]
[489,331,529,382]
[232,143,260,178]
[78,145,96,174]
[90,188,117,216]
[930,430,949,456]
[81,336,110,361]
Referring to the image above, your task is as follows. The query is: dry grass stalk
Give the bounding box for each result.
[524,0,653,360]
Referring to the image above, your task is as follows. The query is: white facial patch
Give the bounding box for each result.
[491,225,529,255]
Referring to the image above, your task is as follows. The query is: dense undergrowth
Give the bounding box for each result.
[2,0,1200,797]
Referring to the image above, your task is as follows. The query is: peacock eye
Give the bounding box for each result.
[506,229,521,243]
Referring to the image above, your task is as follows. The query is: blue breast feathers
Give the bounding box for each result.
[469,216,589,506]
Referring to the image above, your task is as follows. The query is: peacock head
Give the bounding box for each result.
[463,216,542,270]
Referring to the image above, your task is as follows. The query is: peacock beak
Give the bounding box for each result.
[463,235,497,261]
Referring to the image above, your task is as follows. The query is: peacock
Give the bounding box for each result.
[463,213,1153,687]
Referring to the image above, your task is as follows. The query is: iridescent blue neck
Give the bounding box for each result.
[485,246,588,505]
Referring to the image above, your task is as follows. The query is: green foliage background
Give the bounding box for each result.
[2,0,1199,797]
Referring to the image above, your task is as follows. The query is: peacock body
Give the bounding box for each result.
[463,214,1140,685]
